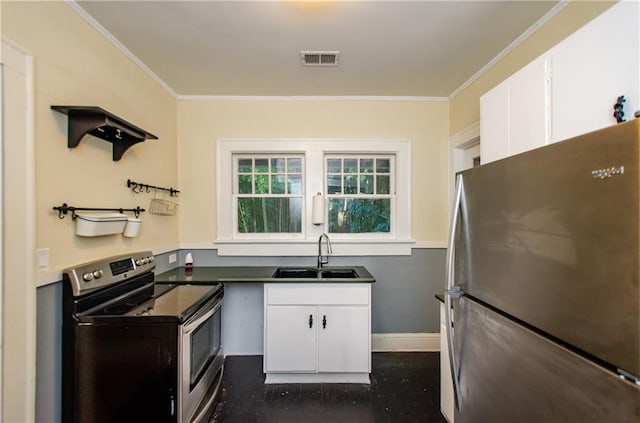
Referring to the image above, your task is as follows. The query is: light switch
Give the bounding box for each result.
[37,248,50,271]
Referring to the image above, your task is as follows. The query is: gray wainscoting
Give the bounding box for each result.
[35,248,445,422]
[172,249,447,333]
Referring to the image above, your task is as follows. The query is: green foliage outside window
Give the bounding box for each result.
[326,156,393,234]
[328,199,390,233]
[236,156,303,233]
[238,198,302,233]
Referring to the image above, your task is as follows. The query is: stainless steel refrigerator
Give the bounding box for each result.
[444,119,640,422]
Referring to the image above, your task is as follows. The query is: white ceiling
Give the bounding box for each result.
[74,0,561,98]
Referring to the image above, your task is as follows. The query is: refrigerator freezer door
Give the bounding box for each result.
[456,119,639,376]
[454,297,640,423]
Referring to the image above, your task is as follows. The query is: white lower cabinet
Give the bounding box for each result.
[264,283,371,383]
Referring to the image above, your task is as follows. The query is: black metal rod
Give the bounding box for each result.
[127,179,180,197]
[53,203,145,220]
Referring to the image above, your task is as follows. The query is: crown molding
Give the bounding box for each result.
[176,95,448,102]
[65,0,178,98]
[448,0,570,100]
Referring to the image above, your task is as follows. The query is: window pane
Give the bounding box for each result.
[327,159,342,174]
[344,159,357,173]
[377,175,390,194]
[255,174,269,194]
[327,175,341,194]
[271,158,285,173]
[328,198,390,233]
[238,159,252,173]
[288,158,302,173]
[272,175,285,194]
[376,158,390,173]
[360,158,374,173]
[288,175,302,194]
[238,198,302,233]
[360,175,374,194]
[255,159,269,173]
[344,175,357,194]
[238,175,252,194]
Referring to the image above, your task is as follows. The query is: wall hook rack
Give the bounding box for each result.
[53,203,145,220]
[127,179,180,197]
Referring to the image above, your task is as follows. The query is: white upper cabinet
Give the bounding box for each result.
[480,56,550,164]
[480,78,510,164]
[480,1,639,163]
[509,57,550,155]
[550,2,639,143]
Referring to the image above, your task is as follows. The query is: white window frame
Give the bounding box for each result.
[216,139,413,256]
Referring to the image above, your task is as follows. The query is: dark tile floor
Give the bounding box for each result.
[211,352,446,423]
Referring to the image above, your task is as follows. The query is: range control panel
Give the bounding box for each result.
[64,251,155,297]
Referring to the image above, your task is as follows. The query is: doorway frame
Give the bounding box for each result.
[448,122,480,209]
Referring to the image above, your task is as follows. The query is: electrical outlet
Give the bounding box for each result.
[169,253,177,264]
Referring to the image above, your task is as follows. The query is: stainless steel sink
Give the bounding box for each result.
[272,267,359,279]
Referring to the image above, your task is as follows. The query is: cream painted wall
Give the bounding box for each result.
[2,2,178,277]
[177,99,450,245]
[449,0,616,135]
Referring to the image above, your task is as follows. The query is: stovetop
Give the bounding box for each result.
[63,251,224,325]
[128,284,222,318]
[77,283,223,324]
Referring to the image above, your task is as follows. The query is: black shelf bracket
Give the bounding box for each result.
[51,106,158,161]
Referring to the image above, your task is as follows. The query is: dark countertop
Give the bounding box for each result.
[155,266,376,284]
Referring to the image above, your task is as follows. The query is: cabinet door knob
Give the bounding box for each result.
[322,315,327,329]
[309,314,313,328]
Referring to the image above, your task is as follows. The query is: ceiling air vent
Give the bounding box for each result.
[301,51,340,66]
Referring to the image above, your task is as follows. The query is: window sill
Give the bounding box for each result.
[213,239,416,256]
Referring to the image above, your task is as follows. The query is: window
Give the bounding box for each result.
[325,155,394,234]
[217,139,411,256]
[234,155,304,234]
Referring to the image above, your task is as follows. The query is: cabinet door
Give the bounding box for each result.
[265,306,317,372]
[480,81,509,164]
[317,306,370,373]
[481,56,550,164]
[550,1,639,143]
[508,56,550,155]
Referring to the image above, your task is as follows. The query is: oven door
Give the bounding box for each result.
[179,290,224,423]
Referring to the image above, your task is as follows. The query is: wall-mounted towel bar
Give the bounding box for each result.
[53,203,145,220]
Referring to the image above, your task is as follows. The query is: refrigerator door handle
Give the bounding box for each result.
[445,174,464,410]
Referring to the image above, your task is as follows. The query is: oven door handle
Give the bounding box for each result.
[184,299,222,335]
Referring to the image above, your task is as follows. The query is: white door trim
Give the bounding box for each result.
[448,122,480,206]
[1,36,37,423]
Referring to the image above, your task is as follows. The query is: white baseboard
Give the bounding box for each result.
[372,332,440,352]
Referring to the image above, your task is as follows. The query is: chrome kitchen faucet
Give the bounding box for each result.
[317,233,332,269]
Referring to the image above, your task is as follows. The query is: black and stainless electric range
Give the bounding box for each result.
[62,251,224,423]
